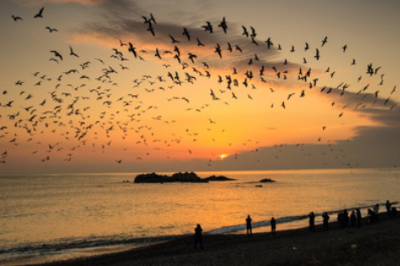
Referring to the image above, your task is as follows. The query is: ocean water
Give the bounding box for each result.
[0,168,399,265]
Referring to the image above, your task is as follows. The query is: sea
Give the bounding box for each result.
[0,168,399,266]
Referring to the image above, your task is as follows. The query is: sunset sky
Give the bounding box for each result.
[1,0,400,174]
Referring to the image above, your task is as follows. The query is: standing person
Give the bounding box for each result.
[271,217,276,236]
[246,215,252,237]
[386,200,392,216]
[350,211,356,227]
[356,208,362,228]
[194,224,203,250]
[309,212,316,232]
[322,212,330,231]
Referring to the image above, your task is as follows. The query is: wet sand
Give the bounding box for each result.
[31,213,400,266]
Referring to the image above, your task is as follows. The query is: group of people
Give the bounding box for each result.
[245,215,276,237]
[194,200,397,249]
[194,215,277,249]
[312,201,397,232]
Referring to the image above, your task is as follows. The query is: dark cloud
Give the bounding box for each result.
[198,107,400,171]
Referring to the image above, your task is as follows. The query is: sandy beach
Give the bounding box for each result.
[29,212,400,266]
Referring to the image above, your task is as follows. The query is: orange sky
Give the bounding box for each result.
[0,0,399,174]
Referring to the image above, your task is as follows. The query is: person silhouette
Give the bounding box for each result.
[246,215,252,237]
[343,209,349,227]
[356,208,362,228]
[271,217,276,235]
[386,200,392,216]
[194,224,203,249]
[350,210,356,227]
[337,211,345,229]
[309,212,315,232]
[322,212,330,231]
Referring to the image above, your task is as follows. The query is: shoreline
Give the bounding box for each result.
[27,212,399,266]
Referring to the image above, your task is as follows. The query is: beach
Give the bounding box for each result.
[29,212,400,266]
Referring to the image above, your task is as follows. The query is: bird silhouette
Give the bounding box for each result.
[314,48,320,60]
[215,43,222,58]
[69,46,79,58]
[182,28,190,41]
[321,36,328,47]
[128,42,137,58]
[196,38,205,46]
[50,50,63,61]
[242,26,249,37]
[265,38,273,49]
[45,27,58,33]
[12,15,23,21]
[218,17,228,33]
[202,21,213,33]
[34,7,44,18]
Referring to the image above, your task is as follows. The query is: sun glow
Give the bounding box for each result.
[220,154,228,159]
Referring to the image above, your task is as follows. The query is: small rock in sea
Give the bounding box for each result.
[255,185,263,187]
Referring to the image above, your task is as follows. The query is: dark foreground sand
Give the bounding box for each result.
[32,213,400,266]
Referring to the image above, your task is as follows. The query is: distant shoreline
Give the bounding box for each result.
[29,212,400,266]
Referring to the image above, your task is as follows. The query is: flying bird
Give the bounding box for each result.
[314,48,320,60]
[128,42,137,58]
[182,28,190,41]
[321,36,328,47]
[215,43,222,58]
[34,7,44,18]
[202,21,213,33]
[242,26,249,37]
[50,50,63,61]
[12,15,23,21]
[69,46,79,58]
[169,35,180,43]
[218,17,228,33]
[196,38,205,46]
[265,38,273,49]
[45,27,58,33]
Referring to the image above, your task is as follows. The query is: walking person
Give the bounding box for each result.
[194,224,203,249]
[246,215,252,237]
[271,217,276,236]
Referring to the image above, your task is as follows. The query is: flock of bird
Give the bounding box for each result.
[0,6,397,169]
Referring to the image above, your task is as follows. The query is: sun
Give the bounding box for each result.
[219,154,228,160]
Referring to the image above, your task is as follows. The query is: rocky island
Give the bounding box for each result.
[259,178,276,183]
[134,172,235,183]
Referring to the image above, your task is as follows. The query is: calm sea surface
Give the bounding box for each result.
[0,168,399,265]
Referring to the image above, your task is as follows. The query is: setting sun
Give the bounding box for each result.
[220,154,228,159]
